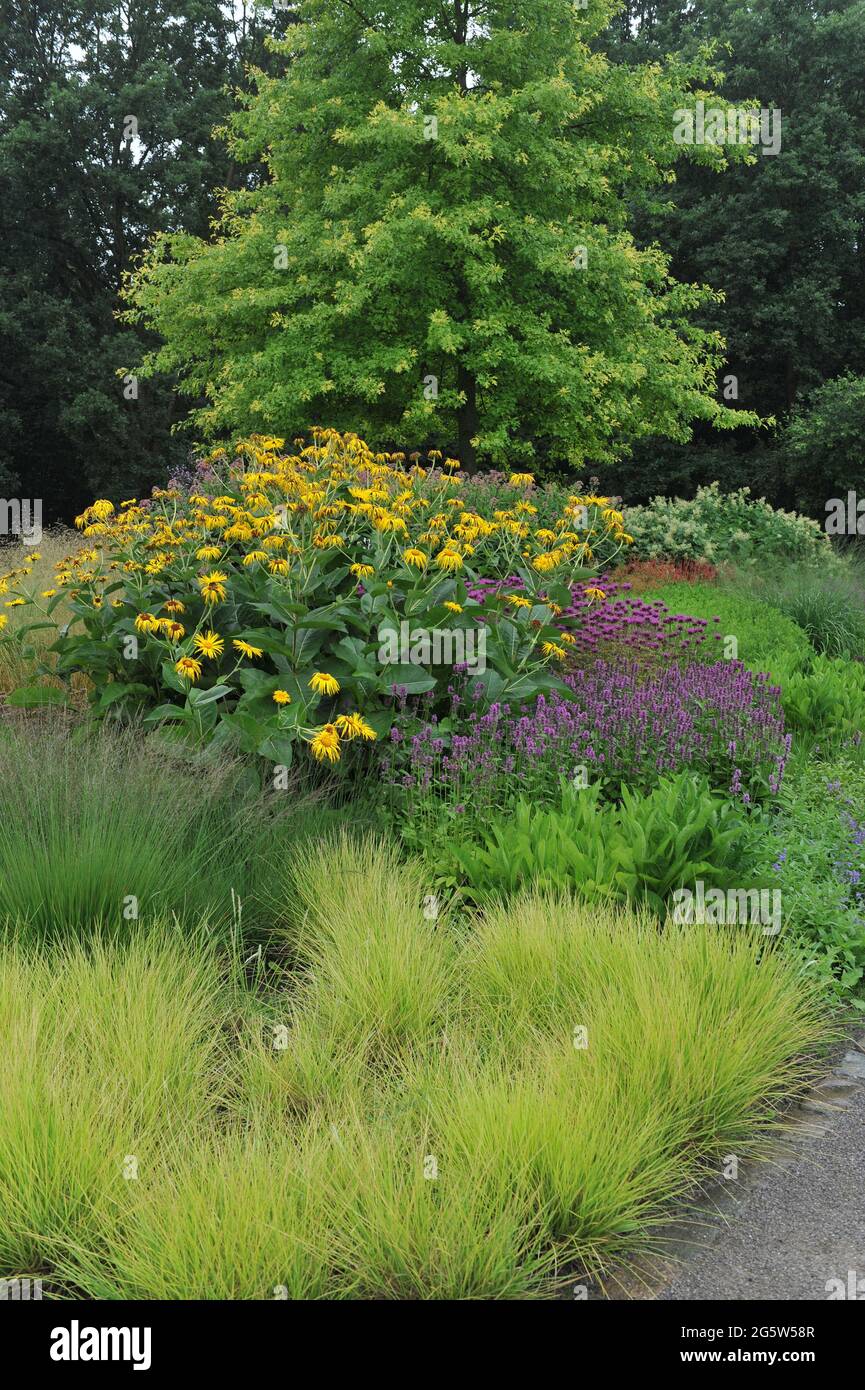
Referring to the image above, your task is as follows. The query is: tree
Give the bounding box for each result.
[784,373,865,519]
[126,0,754,471]
[604,0,865,511]
[0,0,288,520]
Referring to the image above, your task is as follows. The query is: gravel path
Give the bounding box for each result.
[592,1041,865,1302]
[661,1048,865,1301]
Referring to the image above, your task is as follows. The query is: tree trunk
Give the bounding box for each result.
[457,361,478,472]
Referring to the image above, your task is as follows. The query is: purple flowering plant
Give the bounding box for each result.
[381,656,790,849]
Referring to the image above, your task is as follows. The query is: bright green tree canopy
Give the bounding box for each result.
[126,0,754,468]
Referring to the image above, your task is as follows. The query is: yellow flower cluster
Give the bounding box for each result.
[70,429,631,585]
[6,431,632,762]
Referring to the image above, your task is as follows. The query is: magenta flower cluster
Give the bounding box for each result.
[467,575,718,661]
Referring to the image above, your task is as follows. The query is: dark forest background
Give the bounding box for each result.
[2,0,864,523]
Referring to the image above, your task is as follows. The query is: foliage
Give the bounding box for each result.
[643,579,814,680]
[0,0,289,519]
[624,484,838,568]
[436,774,753,911]
[778,656,865,746]
[749,559,865,658]
[3,431,631,769]
[606,0,865,518]
[123,0,755,469]
[747,749,865,1001]
[0,839,830,1299]
[0,720,343,944]
[784,373,865,520]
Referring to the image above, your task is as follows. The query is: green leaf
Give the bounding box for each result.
[5,684,70,708]
[187,683,234,708]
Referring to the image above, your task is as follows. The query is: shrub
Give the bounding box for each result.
[623,483,839,569]
[617,556,719,591]
[2,432,632,769]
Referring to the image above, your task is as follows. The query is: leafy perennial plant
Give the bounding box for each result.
[1,431,632,768]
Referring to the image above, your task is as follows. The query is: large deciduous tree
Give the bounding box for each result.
[126,0,753,470]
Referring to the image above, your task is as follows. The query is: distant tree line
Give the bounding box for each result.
[2,0,863,522]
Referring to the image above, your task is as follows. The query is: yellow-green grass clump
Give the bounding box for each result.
[0,840,831,1300]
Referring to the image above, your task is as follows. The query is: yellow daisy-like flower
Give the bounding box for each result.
[134,611,160,634]
[402,548,428,570]
[559,631,577,646]
[164,622,186,641]
[310,723,341,763]
[268,559,290,575]
[0,614,7,631]
[199,571,228,604]
[506,594,531,609]
[349,563,374,579]
[508,472,535,488]
[165,599,185,614]
[272,689,292,705]
[6,597,26,608]
[542,641,567,661]
[233,639,263,659]
[41,589,57,598]
[435,548,463,572]
[584,586,607,602]
[175,656,202,683]
[309,671,340,697]
[196,546,222,561]
[335,712,377,741]
[443,601,462,614]
[193,630,224,660]
[243,551,269,566]
[532,551,561,574]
